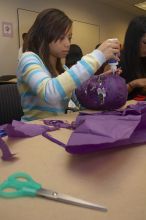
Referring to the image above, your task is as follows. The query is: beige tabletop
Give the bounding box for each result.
[0,101,146,220]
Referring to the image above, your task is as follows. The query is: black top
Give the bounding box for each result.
[119,57,146,100]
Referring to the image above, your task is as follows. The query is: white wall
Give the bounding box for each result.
[0,0,135,75]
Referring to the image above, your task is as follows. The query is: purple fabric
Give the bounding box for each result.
[75,74,128,110]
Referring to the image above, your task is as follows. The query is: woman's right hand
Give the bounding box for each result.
[97,38,120,61]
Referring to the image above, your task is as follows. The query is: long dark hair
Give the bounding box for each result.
[121,16,146,82]
[65,44,83,68]
[23,8,72,76]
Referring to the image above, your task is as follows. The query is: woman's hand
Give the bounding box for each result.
[129,78,146,88]
[128,78,146,93]
[102,68,122,76]
[97,38,120,61]
[135,78,146,88]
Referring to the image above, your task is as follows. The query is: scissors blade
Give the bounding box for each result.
[37,188,107,212]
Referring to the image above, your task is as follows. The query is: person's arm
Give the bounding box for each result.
[18,50,106,105]
[18,51,105,104]
[127,78,146,93]
[127,81,135,93]
[18,39,120,105]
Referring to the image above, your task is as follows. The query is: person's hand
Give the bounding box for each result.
[128,78,146,93]
[115,68,122,75]
[97,38,120,61]
[102,68,122,76]
[136,78,146,88]
[129,78,146,88]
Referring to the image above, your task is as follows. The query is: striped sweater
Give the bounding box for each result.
[16,50,105,121]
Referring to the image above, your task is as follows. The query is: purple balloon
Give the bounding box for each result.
[76,74,128,110]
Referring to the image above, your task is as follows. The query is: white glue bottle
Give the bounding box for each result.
[108,58,118,74]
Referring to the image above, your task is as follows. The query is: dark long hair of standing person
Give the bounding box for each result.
[120,16,146,83]
[65,44,83,68]
[23,8,72,76]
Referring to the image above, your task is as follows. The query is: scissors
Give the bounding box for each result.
[0,172,107,212]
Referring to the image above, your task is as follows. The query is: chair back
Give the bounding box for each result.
[0,83,23,125]
[0,74,16,81]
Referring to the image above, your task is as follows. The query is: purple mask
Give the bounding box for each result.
[75,74,128,110]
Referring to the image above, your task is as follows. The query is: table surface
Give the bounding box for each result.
[0,101,146,220]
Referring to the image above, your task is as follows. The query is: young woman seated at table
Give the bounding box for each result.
[17,8,120,121]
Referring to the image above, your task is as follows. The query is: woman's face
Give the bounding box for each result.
[49,27,72,59]
[140,33,146,57]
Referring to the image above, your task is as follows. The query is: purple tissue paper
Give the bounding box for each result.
[0,137,16,161]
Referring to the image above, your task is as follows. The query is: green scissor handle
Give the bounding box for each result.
[0,172,41,198]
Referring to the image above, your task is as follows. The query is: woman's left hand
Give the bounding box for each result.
[102,68,122,76]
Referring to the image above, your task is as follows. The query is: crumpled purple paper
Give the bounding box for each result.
[1,101,146,160]
[43,119,76,129]
[6,120,49,137]
[75,74,128,110]
[0,137,16,161]
[0,120,49,161]
[42,101,146,154]
[42,119,75,147]
[66,101,146,154]
[0,120,69,161]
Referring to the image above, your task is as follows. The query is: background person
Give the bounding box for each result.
[120,16,146,100]
[65,44,83,68]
